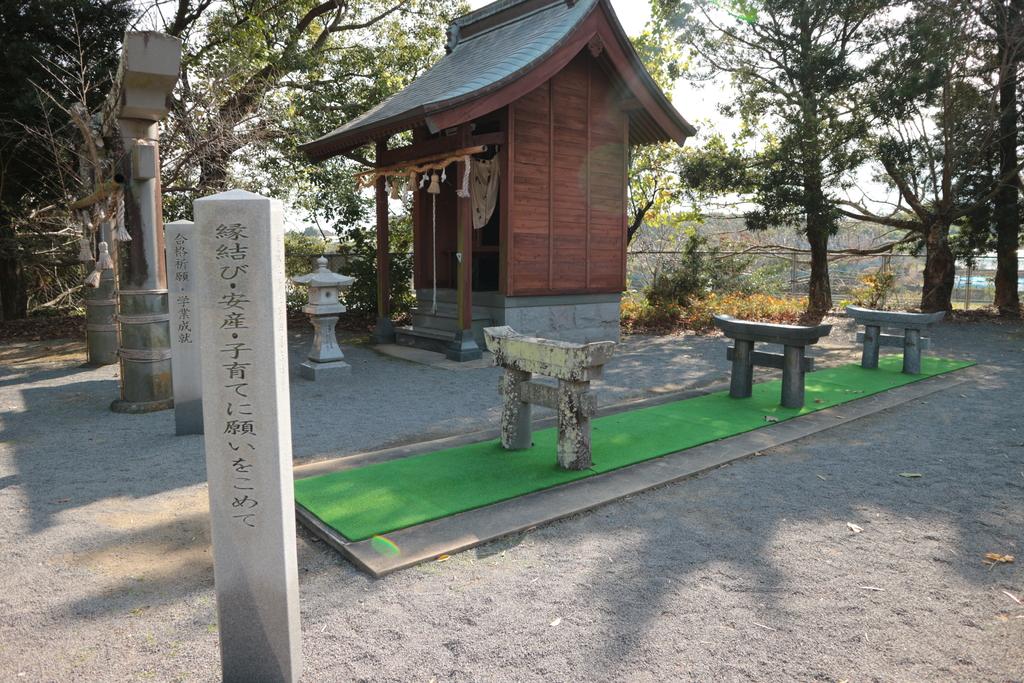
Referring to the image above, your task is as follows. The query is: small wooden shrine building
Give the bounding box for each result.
[301,0,694,361]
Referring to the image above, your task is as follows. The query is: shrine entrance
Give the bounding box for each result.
[300,0,696,361]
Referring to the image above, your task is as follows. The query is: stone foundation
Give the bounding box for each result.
[413,290,621,345]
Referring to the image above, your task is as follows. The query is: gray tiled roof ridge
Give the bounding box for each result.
[303,0,597,151]
[451,0,569,32]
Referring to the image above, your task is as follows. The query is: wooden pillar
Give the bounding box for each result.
[446,130,482,362]
[372,140,395,344]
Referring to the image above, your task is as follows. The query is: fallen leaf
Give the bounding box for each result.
[847,522,864,534]
[549,617,562,627]
[814,399,824,404]
[898,472,923,478]
[436,554,450,563]
[983,553,1015,565]
[764,416,779,423]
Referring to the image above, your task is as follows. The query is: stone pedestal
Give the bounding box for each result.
[194,190,302,683]
[446,328,483,362]
[84,266,118,367]
[167,220,203,435]
[299,313,351,379]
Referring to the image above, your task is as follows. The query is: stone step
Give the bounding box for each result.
[395,326,455,355]
[411,308,492,332]
[415,299,458,315]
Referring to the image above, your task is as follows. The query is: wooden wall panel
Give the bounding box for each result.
[510,82,551,294]
[507,50,628,296]
[586,58,626,292]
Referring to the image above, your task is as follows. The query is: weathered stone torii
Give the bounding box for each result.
[484,326,615,470]
[846,305,945,374]
[107,32,182,413]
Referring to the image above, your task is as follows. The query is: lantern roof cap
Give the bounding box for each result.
[292,256,354,288]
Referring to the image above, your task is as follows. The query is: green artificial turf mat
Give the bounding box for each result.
[296,355,973,541]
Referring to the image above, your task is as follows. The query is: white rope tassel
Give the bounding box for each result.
[457,155,471,198]
[78,236,93,262]
[97,241,114,270]
[77,209,93,262]
[84,266,102,288]
[114,192,131,241]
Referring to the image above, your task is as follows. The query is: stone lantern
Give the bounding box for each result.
[292,256,354,380]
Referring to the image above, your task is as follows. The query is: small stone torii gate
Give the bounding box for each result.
[484,326,615,470]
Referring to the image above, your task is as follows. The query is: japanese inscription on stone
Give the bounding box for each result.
[194,190,301,683]
[166,220,203,435]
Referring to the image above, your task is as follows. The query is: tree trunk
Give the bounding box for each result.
[805,227,832,321]
[198,153,230,195]
[802,154,832,321]
[995,3,1021,317]
[921,220,955,313]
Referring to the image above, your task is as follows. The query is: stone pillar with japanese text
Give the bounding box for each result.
[167,220,203,435]
[194,190,301,683]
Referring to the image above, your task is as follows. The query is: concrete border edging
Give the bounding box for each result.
[295,368,972,577]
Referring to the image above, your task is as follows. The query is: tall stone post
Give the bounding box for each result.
[194,190,302,683]
[109,32,181,413]
[729,339,754,398]
[73,108,119,367]
[167,220,203,434]
[499,369,533,450]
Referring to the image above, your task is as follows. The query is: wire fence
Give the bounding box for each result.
[627,249,1022,310]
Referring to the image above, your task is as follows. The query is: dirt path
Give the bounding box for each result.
[0,318,1020,681]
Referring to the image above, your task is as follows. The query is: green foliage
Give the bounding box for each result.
[283,231,330,313]
[0,0,132,319]
[286,287,309,315]
[283,231,328,278]
[651,0,886,315]
[623,291,805,334]
[159,0,466,225]
[847,271,896,309]
[847,0,1000,312]
[645,231,753,306]
[337,217,413,318]
[626,31,755,244]
[620,296,684,333]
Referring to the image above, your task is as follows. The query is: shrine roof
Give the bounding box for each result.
[301,0,695,162]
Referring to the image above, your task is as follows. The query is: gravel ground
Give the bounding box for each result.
[0,317,1021,682]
